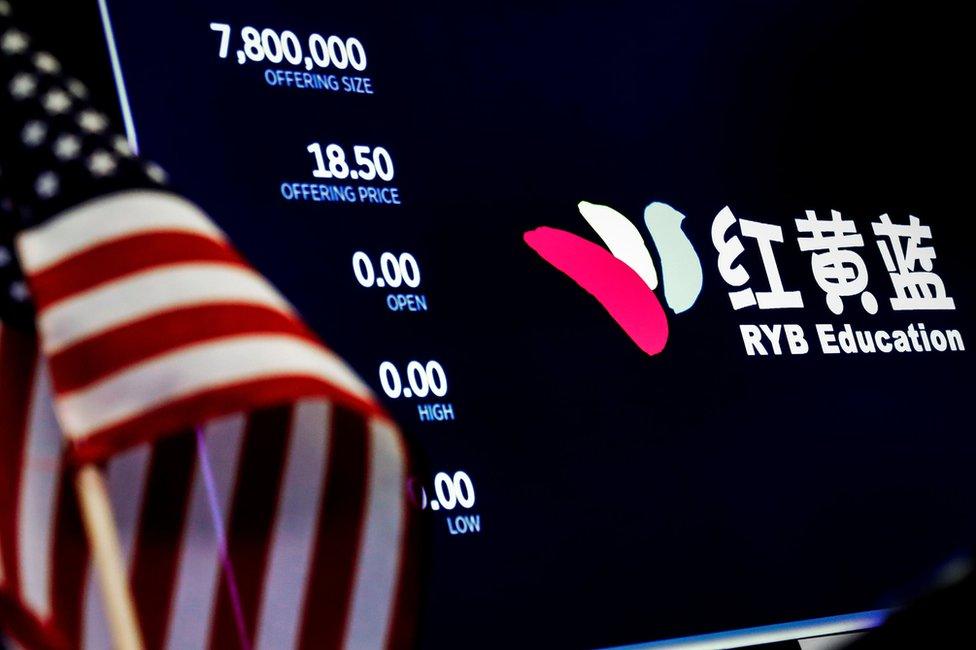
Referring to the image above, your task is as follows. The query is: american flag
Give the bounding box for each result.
[0,3,416,648]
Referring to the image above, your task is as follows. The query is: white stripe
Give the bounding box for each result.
[254,400,332,650]
[59,334,374,439]
[164,414,246,650]
[38,263,293,354]
[17,190,223,274]
[82,445,152,650]
[343,418,407,650]
[17,363,63,620]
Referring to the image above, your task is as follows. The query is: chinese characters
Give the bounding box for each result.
[712,208,954,315]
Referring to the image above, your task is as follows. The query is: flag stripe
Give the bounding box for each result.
[129,433,197,650]
[49,303,317,394]
[0,325,37,596]
[17,190,225,275]
[254,400,331,650]
[49,469,90,643]
[38,263,293,354]
[343,418,408,650]
[164,415,246,650]
[299,406,370,648]
[210,406,291,649]
[30,231,247,310]
[67,375,381,464]
[57,334,373,439]
[82,444,153,650]
[16,363,61,621]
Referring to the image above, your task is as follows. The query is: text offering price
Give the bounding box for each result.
[280,143,401,206]
[378,361,455,422]
[353,251,428,313]
[209,23,373,94]
[415,471,481,536]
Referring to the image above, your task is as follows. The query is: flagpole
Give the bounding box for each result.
[75,464,145,650]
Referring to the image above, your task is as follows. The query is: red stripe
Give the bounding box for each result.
[209,406,292,650]
[68,375,384,465]
[49,467,91,646]
[48,304,316,394]
[128,433,196,650]
[0,326,39,597]
[298,406,370,649]
[28,232,244,311]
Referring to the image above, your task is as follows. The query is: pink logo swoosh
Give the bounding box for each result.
[524,226,669,356]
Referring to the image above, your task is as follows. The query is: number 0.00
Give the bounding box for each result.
[378,360,447,399]
[352,252,421,288]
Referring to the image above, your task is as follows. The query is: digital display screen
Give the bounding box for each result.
[99,1,973,647]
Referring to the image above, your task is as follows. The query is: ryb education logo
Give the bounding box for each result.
[524,201,703,356]
[526,203,962,358]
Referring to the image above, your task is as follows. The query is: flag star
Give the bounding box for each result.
[35,171,59,198]
[88,150,117,177]
[54,134,82,161]
[145,162,169,184]
[33,51,61,74]
[1,29,29,54]
[112,135,134,157]
[9,281,30,302]
[42,89,72,115]
[67,78,89,99]
[9,73,36,99]
[78,110,109,134]
[21,120,48,147]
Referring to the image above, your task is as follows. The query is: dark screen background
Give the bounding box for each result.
[25,1,975,647]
